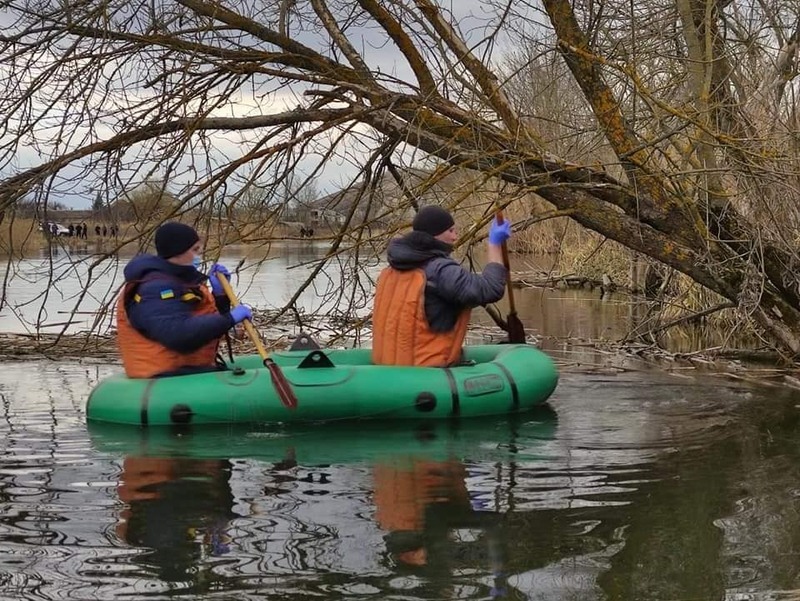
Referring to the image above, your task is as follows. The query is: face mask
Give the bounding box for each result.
[192,256,202,269]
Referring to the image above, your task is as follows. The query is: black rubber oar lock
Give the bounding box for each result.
[289,334,322,351]
[298,350,335,369]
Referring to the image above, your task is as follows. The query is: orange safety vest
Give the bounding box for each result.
[116,278,221,378]
[372,267,470,367]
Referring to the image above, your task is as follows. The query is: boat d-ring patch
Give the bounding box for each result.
[415,392,437,412]
[170,403,194,424]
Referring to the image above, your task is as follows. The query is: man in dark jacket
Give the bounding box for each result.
[116,222,252,378]
[372,205,511,367]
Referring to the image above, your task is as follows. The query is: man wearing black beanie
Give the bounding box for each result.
[372,205,512,367]
[116,222,253,378]
[153,222,200,260]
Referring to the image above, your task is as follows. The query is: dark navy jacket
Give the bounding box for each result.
[122,254,234,354]
[386,231,507,332]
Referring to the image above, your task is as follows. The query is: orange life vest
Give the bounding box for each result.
[372,267,470,367]
[116,279,221,378]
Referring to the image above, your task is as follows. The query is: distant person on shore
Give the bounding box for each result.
[68,224,75,237]
[116,222,252,378]
[94,224,101,237]
[371,206,511,367]
[102,224,108,237]
[81,222,88,239]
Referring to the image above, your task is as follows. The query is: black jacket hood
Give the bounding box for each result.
[386,231,453,271]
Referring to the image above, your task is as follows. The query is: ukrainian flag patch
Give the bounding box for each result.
[160,289,175,300]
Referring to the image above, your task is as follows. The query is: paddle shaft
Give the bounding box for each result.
[494,210,527,343]
[217,272,298,409]
[495,210,517,314]
[216,274,269,360]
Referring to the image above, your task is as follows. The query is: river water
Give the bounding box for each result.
[0,241,708,352]
[1,244,797,600]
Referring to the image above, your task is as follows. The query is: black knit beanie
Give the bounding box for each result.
[155,222,200,259]
[412,205,455,236]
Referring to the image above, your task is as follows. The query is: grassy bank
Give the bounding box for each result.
[0,209,695,307]
[0,217,324,259]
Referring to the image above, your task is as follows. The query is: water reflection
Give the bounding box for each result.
[115,457,238,584]
[374,458,473,569]
[87,414,558,597]
[374,456,516,599]
[5,358,800,598]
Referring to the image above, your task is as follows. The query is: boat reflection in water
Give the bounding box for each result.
[92,408,557,595]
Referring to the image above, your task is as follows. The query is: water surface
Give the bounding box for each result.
[0,243,789,600]
[1,355,798,600]
[1,244,711,355]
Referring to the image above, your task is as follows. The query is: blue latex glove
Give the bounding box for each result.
[488,218,511,245]
[208,263,231,296]
[230,304,252,325]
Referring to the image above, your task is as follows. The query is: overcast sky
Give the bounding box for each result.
[3,1,541,210]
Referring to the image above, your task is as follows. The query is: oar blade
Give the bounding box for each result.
[507,311,526,344]
[219,272,298,410]
[266,358,298,410]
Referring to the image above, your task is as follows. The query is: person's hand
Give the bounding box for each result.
[208,263,231,296]
[230,304,252,325]
[488,218,512,245]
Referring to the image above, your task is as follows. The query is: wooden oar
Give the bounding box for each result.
[217,273,298,410]
[495,210,526,344]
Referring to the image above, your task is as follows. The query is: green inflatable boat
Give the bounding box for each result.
[86,344,558,426]
[87,407,559,464]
